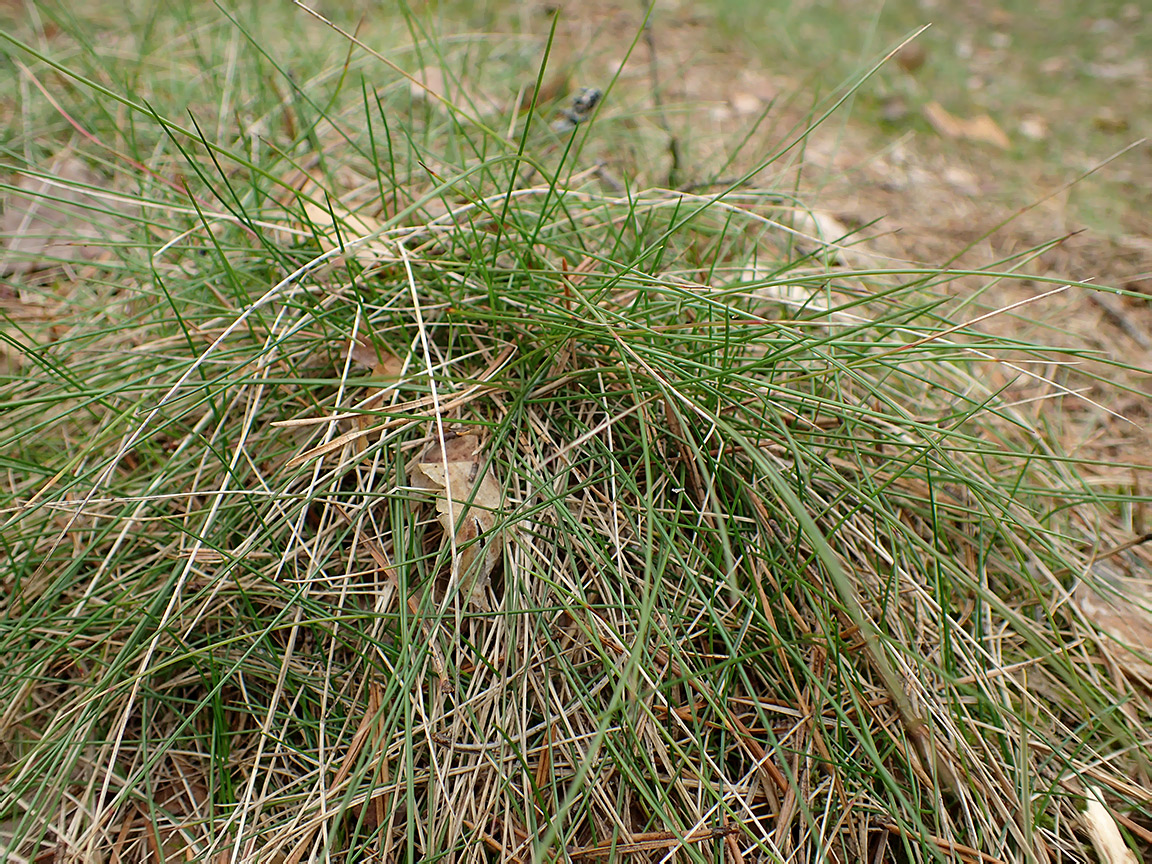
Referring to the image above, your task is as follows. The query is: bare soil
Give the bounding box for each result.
[544,0,1152,472]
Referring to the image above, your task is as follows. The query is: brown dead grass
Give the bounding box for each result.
[3,2,1152,862]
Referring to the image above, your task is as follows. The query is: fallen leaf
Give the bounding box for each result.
[1075,562,1152,680]
[348,335,403,372]
[410,65,504,118]
[894,43,927,74]
[1092,108,1129,133]
[1,156,120,275]
[295,174,390,266]
[922,101,1010,149]
[346,334,409,430]
[411,433,504,609]
[518,70,572,113]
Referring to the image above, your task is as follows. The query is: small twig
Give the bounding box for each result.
[637,1,681,187]
[1088,289,1152,349]
[880,823,1008,864]
[593,162,624,194]
[569,825,738,859]
[678,176,747,192]
[1051,530,1152,578]
[1089,531,1152,564]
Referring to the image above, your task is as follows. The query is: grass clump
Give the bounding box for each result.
[1,3,1150,862]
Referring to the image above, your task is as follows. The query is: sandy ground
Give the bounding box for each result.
[534,0,1152,473]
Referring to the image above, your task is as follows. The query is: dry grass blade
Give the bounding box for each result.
[1081,787,1141,864]
[1,4,1150,864]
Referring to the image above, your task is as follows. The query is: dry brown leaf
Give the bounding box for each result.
[290,172,390,266]
[409,65,505,117]
[518,70,572,113]
[347,336,409,430]
[1092,108,1130,133]
[894,42,928,74]
[347,335,406,375]
[922,101,1010,149]
[300,197,388,266]
[348,336,381,369]
[1075,563,1152,680]
[788,209,880,269]
[411,433,504,609]
[1,156,119,275]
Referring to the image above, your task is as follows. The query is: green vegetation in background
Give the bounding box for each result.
[710,0,1151,233]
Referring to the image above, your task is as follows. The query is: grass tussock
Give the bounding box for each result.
[1,4,1150,862]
